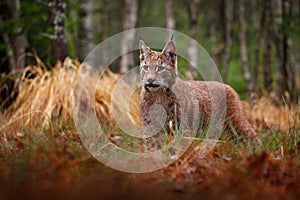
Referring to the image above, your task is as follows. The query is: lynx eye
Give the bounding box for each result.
[156,66,166,73]
[141,65,149,72]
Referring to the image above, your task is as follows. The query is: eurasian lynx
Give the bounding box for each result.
[139,39,259,151]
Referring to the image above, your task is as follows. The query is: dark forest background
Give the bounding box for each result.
[1,2,300,199]
[1,0,299,99]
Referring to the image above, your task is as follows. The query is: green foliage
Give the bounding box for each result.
[227,59,248,99]
[139,0,165,27]
[177,57,189,77]
[20,1,54,64]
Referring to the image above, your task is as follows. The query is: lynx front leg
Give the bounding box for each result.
[141,103,169,152]
[142,132,162,152]
[141,114,164,152]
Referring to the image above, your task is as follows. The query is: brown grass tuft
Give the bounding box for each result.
[3,58,299,136]
[95,70,141,127]
[0,59,299,199]
[3,58,140,131]
[5,58,79,128]
[243,94,300,133]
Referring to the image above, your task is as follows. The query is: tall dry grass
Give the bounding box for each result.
[0,58,299,199]
[1,56,298,138]
[3,57,140,131]
[243,94,300,133]
[5,58,78,128]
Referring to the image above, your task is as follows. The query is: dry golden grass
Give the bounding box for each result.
[3,57,140,130]
[2,57,299,138]
[0,58,299,199]
[243,94,300,133]
[95,69,141,127]
[5,58,79,128]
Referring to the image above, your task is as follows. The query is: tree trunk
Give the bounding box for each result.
[165,0,175,38]
[100,0,109,66]
[120,0,138,73]
[101,0,109,41]
[186,0,200,80]
[78,0,95,61]
[271,0,297,98]
[208,8,220,79]
[252,0,260,87]
[283,0,296,96]
[221,0,233,82]
[273,0,288,97]
[239,0,254,93]
[262,0,273,92]
[3,0,28,71]
[12,0,27,70]
[1,28,16,71]
[54,0,68,62]
[287,35,296,96]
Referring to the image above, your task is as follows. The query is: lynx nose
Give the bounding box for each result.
[147,78,155,84]
[146,73,156,85]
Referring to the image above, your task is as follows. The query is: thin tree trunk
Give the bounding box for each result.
[186,0,200,80]
[12,0,27,70]
[101,0,109,41]
[262,0,273,92]
[3,0,27,71]
[252,0,260,87]
[273,0,287,97]
[54,0,68,62]
[207,2,222,79]
[262,34,272,92]
[2,31,16,71]
[283,0,296,96]
[287,35,296,96]
[272,0,297,97]
[100,0,109,66]
[239,0,254,93]
[221,0,233,82]
[78,0,94,61]
[165,0,175,38]
[120,0,138,73]
[272,0,296,97]
[208,11,220,78]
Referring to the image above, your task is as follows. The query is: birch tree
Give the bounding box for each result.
[165,0,175,38]
[239,0,254,93]
[252,0,260,86]
[220,0,233,82]
[186,0,200,80]
[262,0,273,91]
[53,0,68,62]
[120,0,138,73]
[78,0,95,60]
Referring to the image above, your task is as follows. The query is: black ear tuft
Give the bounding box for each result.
[139,39,151,61]
[170,34,174,41]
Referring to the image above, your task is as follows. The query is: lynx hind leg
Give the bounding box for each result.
[224,85,261,144]
[230,113,261,144]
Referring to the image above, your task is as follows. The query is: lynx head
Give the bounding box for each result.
[139,39,177,90]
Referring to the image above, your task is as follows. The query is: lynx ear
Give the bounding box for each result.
[162,40,176,64]
[139,39,151,61]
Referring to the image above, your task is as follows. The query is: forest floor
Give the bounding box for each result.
[0,59,299,199]
[0,109,299,200]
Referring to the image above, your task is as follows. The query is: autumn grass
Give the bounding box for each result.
[0,59,299,199]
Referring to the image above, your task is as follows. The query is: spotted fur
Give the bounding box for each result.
[139,39,259,151]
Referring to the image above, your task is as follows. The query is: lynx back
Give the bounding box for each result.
[139,39,260,152]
